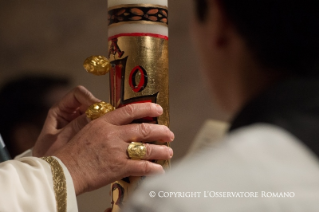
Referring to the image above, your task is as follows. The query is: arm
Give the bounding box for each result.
[0,157,77,212]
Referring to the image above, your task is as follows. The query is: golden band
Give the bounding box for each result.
[86,101,115,120]
[42,156,67,212]
[127,142,147,160]
[108,4,168,27]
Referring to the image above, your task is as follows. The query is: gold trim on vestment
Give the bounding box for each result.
[42,156,67,212]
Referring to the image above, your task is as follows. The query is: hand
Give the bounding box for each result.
[54,103,174,195]
[33,86,100,157]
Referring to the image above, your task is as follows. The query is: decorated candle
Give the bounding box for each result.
[107,0,169,211]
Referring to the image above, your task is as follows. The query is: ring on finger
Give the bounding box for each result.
[127,142,147,160]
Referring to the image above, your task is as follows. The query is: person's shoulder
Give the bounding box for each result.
[124,124,319,212]
[182,123,319,170]
[139,123,319,196]
[225,123,319,162]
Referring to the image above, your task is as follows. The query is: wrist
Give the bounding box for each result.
[54,151,86,195]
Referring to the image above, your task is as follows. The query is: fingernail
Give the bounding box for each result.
[156,104,163,113]
[170,132,175,141]
[168,147,173,158]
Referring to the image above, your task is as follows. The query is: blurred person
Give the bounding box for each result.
[122,0,319,211]
[0,74,71,157]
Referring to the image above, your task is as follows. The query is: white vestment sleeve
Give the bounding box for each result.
[0,157,78,212]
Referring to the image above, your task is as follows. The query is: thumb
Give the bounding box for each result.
[44,114,90,155]
[62,113,90,139]
[69,114,90,134]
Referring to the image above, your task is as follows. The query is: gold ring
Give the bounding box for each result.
[86,101,115,120]
[127,142,147,160]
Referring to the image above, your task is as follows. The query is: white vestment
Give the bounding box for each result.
[0,156,78,212]
[123,124,319,212]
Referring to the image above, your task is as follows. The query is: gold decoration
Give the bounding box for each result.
[42,156,67,212]
[109,34,169,212]
[127,142,147,160]
[83,55,111,76]
[108,5,168,27]
[109,36,169,127]
[86,101,115,120]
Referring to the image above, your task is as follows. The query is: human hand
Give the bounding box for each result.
[33,86,100,157]
[54,103,174,195]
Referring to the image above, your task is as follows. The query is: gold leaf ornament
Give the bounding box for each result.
[86,101,115,120]
[83,55,111,76]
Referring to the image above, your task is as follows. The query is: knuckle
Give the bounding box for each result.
[140,123,151,138]
[147,103,156,113]
[84,89,94,100]
[75,85,87,92]
[123,104,135,117]
[141,161,152,175]
[145,144,152,159]
[109,158,126,174]
[103,127,118,141]
[91,120,114,139]
[74,85,85,94]
[75,85,93,96]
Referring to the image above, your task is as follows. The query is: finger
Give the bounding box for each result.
[102,103,163,125]
[142,143,173,160]
[119,123,174,143]
[50,86,100,128]
[43,114,90,154]
[61,114,90,138]
[57,85,100,116]
[125,160,165,176]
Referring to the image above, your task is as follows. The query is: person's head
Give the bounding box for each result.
[0,74,70,157]
[191,0,319,113]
